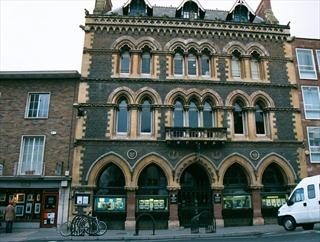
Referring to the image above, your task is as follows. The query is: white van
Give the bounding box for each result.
[278,175,320,231]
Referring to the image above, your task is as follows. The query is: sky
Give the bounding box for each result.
[0,0,319,72]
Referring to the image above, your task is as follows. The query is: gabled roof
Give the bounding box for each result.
[228,0,255,15]
[177,0,205,12]
[123,0,153,9]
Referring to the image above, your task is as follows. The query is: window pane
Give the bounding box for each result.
[174,53,183,75]
[141,52,151,74]
[234,102,244,134]
[141,100,151,133]
[296,49,317,79]
[203,102,213,127]
[302,86,320,119]
[188,54,197,75]
[307,184,315,199]
[173,101,184,127]
[201,55,210,76]
[308,127,320,163]
[255,103,265,134]
[120,51,130,73]
[20,136,44,175]
[117,100,128,133]
[316,50,320,72]
[232,56,241,79]
[251,59,260,80]
[27,93,49,118]
[189,101,198,127]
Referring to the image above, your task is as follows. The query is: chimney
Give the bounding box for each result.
[255,0,279,24]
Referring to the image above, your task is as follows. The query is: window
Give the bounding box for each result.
[188,101,199,128]
[140,99,152,133]
[187,54,197,76]
[173,100,184,127]
[231,51,241,79]
[117,99,129,133]
[307,184,315,199]
[18,136,45,175]
[296,48,317,79]
[141,51,151,75]
[255,102,265,135]
[201,54,210,77]
[251,52,261,80]
[233,5,249,22]
[129,0,146,16]
[233,101,245,134]
[120,51,130,74]
[302,86,320,119]
[174,53,184,76]
[289,188,304,203]
[203,101,213,127]
[316,50,320,72]
[26,93,50,118]
[307,127,320,163]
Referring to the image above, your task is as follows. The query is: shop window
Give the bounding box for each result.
[116,99,129,134]
[26,93,50,118]
[255,102,265,135]
[307,126,320,163]
[233,101,245,134]
[231,50,242,79]
[302,86,320,119]
[173,100,184,127]
[296,48,317,79]
[140,99,152,134]
[18,136,45,175]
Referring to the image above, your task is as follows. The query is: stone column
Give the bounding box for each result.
[168,189,180,229]
[251,186,264,225]
[212,187,224,227]
[125,187,137,230]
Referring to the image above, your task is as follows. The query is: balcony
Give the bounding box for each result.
[165,127,227,145]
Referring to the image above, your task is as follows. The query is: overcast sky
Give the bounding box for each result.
[0,0,319,72]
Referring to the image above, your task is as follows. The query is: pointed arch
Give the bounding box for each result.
[246,42,269,56]
[112,36,136,50]
[222,41,246,55]
[225,90,250,106]
[175,154,218,188]
[86,152,132,187]
[135,87,162,105]
[218,153,256,187]
[256,153,297,186]
[136,36,162,51]
[250,91,275,107]
[107,86,135,104]
[164,88,188,105]
[132,153,174,188]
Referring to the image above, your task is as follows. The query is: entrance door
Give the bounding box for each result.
[41,192,58,228]
[178,163,212,227]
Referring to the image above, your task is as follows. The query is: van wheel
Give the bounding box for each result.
[302,224,314,230]
[283,216,296,231]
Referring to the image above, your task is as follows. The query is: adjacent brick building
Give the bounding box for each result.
[70,0,305,229]
[0,71,80,228]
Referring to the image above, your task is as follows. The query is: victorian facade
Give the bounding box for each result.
[0,71,80,228]
[69,0,305,229]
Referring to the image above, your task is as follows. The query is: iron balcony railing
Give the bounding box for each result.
[165,127,227,142]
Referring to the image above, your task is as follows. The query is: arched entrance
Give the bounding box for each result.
[222,163,252,226]
[261,163,288,224]
[94,163,126,229]
[178,163,213,227]
[136,164,169,229]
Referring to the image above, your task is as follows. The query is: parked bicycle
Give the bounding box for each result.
[59,213,107,237]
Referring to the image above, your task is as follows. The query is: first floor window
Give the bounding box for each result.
[117,99,128,133]
[233,101,244,134]
[120,51,130,74]
[201,55,210,77]
[296,48,317,79]
[307,127,320,163]
[19,136,45,175]
[140,99,152,133]
[174,53,183,75]
[173,100,184,127]
[231,52,241,79]
[26,93,50,118]
[141,52,151,75]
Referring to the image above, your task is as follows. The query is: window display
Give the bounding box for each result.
[137,197,168,212]
[95,197,126,212]
[262,195,287,208]
[223,195,251,209]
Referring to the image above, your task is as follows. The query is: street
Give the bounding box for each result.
[21,230,320,242]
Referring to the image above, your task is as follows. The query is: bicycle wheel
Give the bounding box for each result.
[59,222,72,237]
[96,221,107,236]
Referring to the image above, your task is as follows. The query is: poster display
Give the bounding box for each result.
[95,197,126,212]
[223,195,251,209]
[136,197,168,212]
[262,195,287,208]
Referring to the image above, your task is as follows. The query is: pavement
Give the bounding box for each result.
[0,223,319,241]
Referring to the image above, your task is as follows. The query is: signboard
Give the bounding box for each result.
[170,194,177,204]
[223,195,251,209]
[75,194,90,206]
[95,197,126,212]
[137,197,168,212]
[262,195,287,208]
[213,193,221,203]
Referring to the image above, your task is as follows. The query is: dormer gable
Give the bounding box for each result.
[176,0,206,20]
[123,0,153,17]
[226,0,255,23]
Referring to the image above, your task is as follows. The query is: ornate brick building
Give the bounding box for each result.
[71,0,304,229]
[0,71,80,228]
